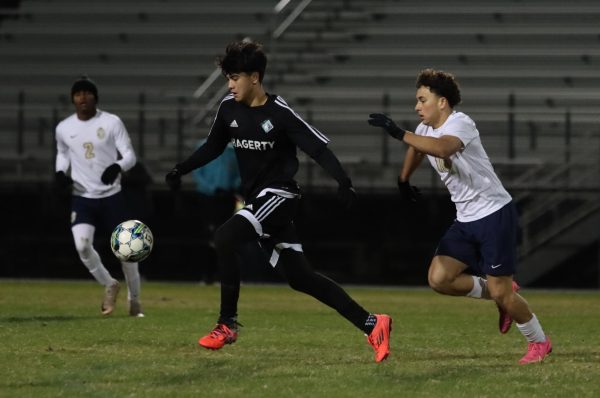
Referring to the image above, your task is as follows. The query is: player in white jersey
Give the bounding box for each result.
[55,76,144,317]
[368,69,551,364]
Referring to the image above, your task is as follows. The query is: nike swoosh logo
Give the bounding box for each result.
[491,264,503,269]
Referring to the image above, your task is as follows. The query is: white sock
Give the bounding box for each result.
[517,313,546,343]
[466,276,487,298]
[82,249,114,286]
[121,261,141,301]
[73,223,114,286]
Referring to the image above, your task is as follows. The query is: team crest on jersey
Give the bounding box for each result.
[435,157,454,173]
[97,128,106,139]
[260,119,274,133]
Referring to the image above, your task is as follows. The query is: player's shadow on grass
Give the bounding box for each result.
[0,315,95,323]
[549,350,600,363]
[411,350,523,365]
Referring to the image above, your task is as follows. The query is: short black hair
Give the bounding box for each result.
[217,40,267,82]
[416,69,461,108]
[71,75,98,102]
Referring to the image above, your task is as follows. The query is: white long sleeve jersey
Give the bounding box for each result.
[55,109,136,198]
[415,111,512,222]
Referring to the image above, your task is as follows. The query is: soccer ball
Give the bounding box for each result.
[110,219,154,262]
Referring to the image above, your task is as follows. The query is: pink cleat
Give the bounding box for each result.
[519,337,552,365]
[498,281,520,334]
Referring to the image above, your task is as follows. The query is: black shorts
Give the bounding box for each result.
[235,189,302,266]
[71,192,129,232]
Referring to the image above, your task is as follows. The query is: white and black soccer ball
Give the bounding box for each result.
[110,219,154,262]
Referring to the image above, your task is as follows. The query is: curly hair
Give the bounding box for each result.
[416,68,462,108]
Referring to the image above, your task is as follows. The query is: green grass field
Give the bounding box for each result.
[1,279,599,397]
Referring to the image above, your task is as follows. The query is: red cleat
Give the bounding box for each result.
[198,323,238,350]
[366,314,392,363]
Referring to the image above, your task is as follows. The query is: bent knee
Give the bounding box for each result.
[74,239,93,258]
[428,273,451,293]
[487,277,517,306]
[427,256,468,293]
[428,265,453,292]
[489,289,513,307]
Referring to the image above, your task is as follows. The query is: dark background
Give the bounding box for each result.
[1,182,597,288]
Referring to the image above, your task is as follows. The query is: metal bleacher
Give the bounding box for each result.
[0,0,276,181]
[266,0,600,168]
[2,1,600,182]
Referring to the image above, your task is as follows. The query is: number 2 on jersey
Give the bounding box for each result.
[83,142,95,159]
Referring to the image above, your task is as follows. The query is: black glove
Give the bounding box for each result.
[101,163,121,185]
[165,166,182,191]
[337,182,357,210]
[397,178,421,203]
[55,171,73,190]
[368,113,406,140]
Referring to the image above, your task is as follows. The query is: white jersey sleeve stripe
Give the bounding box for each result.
[207,94,235,136]
[274,97,330,144]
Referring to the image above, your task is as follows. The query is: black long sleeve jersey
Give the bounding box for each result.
[178,93,351,199]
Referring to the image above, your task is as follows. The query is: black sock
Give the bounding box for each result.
[217,316,238,328]
[364,314,377,334]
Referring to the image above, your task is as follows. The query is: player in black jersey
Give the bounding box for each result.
[166,40,392,362]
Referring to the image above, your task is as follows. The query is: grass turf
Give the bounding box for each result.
[0,279,599,397]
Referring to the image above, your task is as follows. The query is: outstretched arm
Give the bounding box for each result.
[367,112,463,159]
[165,139,227,190]
[312,146,356,209]
[312,146,351,186]
[176,140,227,175]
